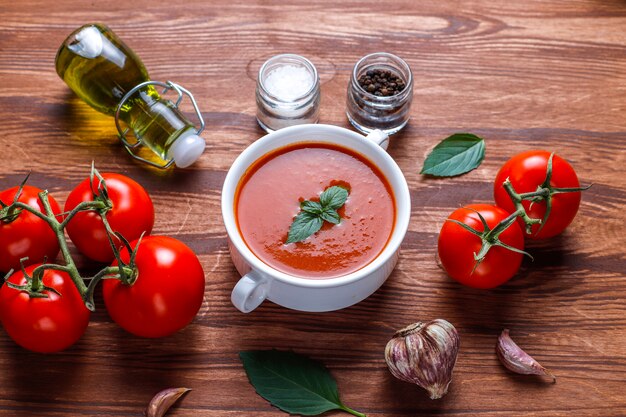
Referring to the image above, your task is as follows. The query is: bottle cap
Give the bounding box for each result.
[167,132,206,168]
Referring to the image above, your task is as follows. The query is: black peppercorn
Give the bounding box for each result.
[357,68,406,96]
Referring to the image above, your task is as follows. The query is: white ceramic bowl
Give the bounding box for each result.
[221,124,411,312]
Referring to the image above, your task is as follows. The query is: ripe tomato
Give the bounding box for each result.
[0,264,90,353]
[494,150,581,239]
[102,236,205,338]
[438,204,525,289]
[65,173,154,263]
[0,185,61,273]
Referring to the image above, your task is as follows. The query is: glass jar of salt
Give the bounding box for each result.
[256,54,320,132]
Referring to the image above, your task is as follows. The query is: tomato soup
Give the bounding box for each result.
[235,142,395,279]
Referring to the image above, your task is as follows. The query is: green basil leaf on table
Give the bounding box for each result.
[240,350,366,417]
[421,133,486,177]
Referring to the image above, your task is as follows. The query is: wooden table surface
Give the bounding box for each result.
[1,0,625,416]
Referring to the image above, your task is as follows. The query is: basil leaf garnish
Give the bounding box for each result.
[301,200,324,215]
[320,186,349,210]
[321,209,341,225]
[286,212,324,244]
[286,186,349,244]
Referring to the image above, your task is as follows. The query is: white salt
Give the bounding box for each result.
[263,64,314,101]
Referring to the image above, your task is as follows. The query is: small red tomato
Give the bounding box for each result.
[0,185,61,273]
[103,236,205,338]
[438,204,525,289]
[64,173,154,263]
[494,150,582,239]
[0,264,90,353]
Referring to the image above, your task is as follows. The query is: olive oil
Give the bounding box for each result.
[55,24,205,168]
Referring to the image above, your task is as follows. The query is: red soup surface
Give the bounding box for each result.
[235,142,395,279]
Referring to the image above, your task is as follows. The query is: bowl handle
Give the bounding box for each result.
[231,271,270,313]
[365,130,389,150]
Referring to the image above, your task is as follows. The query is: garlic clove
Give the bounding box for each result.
[385,319,460,399]
[496,329,556,383]
[146,387,191,417]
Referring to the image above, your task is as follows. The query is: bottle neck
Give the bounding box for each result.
[118,88,196,161]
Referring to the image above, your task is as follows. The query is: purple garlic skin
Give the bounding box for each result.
[385,319,460,399]
[496,329,556,383]
[146,387,191,417]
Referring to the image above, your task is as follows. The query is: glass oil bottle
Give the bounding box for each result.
[55,23,205,168]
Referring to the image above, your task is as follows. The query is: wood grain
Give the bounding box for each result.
[1,0,625,416]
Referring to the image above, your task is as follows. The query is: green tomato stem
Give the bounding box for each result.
[29,266,42,293]
[30,263,72,293]
[484,209,523,241]
[35,190,88,295]
[9,201,54,226]
[501,179,542,234]
[501,153,590,237]
[14,190,120,297]
[96,211,138,285]
[0,174,30,223]
[452,206,534,273]
[60,200,108,229]
[518,189,550,200]
[83,265,135,311]
[2,174,138,310]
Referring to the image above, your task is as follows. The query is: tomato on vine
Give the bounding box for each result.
[438,204,529,289]
[0,184,61,273]
[0,165,205,352]
[0,264,91,353]
[494,151,588,239]
[103,236,205,338]
[65,173,154,263]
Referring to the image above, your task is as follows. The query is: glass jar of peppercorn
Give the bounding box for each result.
[346,52,413,135]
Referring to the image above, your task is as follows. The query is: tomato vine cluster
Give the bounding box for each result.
[438,150,590,289]
[0,166,205,353]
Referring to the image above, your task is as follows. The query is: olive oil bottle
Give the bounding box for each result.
[55,23,205,168]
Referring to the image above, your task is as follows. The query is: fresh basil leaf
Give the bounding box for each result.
[320,186,349,210]
[240,350,365,417]
[301,200,323,215]
[286,211,323,244]
[321,208,340,225]
[420,133,485,177]
[286,185,350,244]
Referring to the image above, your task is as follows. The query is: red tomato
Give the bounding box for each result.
[438,204,525,289]
[65,173,154,263]
[0,185,61,273]
[494,150,581,239]
[102,236,205,338]
[0,264,90,353]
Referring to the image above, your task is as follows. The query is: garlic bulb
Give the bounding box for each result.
[385,319,460,399]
